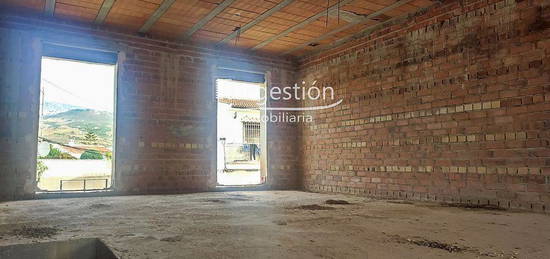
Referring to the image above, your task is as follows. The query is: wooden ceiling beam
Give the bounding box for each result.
[94,0,116,24]
[44,0,56,16]
[218,0,295,44]
[284,0,413,55]
[302,18,397,57]
[329,10,364,23]
[138,0,176,33]
[251,0,354,50]
[301,2,441,58]
[179,0,237,40]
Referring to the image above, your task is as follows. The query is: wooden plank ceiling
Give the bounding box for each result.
[1,0,435,57]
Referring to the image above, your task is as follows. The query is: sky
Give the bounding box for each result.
[216,79,262,100]
[41,57,116,112]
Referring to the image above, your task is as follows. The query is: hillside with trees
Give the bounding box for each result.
[40,103,113,148]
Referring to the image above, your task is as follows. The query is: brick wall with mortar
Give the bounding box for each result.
[0,12,299,200]
[298,0,550,212]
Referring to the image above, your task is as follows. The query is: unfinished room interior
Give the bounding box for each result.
[0,0,549,258]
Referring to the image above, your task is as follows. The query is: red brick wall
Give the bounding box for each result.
[298,0,550,212]
[0,12,299,200]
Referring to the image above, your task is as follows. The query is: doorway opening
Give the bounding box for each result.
[36,56,116,192]
[216,73,267,186]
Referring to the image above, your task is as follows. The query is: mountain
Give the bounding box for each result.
[42,102,84,115]
[40,108,114,147]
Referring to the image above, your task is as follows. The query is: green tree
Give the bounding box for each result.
[41,144,76,159]
[84,131,98,145]
[105,151,112,160]
[80,150,103,160]
[36,160,48,183]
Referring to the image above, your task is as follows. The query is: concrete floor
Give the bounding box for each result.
[0,191,548,258]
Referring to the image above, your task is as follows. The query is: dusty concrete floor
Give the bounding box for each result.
[0,191,548,258]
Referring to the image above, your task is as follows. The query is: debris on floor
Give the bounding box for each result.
[224,197,252,201]
[11,226,59,239]
[386,200,414,205]
[203,195,253,203]
[325,199,351,205]
[405,238,465,253]
[440,203,505,211]
[204,199,228,203]
[391,235,466,253]
[160,236,183,242]
[273,220,287,226]
[290,204,335,210]
[89,203,112,209]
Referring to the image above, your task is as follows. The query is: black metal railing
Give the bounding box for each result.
[59,178,109,192]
